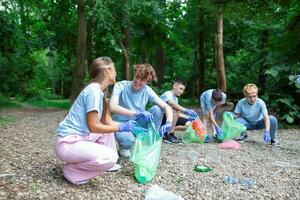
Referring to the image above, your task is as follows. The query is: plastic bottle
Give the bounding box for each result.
[224,176,256,187]
[194,165,212,172]
[192,121,206,140]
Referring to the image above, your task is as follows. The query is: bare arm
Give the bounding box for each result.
[154,98,173,123]
[87,111,119,133]
[167,99,186,113]
[109,94,136,117]
[263,112,270,132]
[208,109,217,127]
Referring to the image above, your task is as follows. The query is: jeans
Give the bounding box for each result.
[235,115,278,140]
[115,105,164,150]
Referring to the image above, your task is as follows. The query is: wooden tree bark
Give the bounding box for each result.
[197,6,205,94]
[71,0,86,101]
[155,44,165,87]
[86,19,94,76]
[119,26,131,80]
[215,3,226,91]
[49,47,55,94]
[257,29,269,94]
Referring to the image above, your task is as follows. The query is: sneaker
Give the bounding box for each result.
[164,133,181,144]
[236,132,248,143]
[119,148,130,158]
[204,135,211,143]
[106,164,122,172]
[76,180,89,185]
[271,139,282,147]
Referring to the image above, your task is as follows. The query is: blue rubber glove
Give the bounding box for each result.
[159,122,172,137]
[188,116,195,122]
[135,111,153,122]
[263,130,271,142]
[184,109,198,118]
[118,120,136,132]
[296,75,300,84]
[215,125,223,137]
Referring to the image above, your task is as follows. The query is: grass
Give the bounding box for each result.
[0,115,16,126]
[25,98,71,109]
[0,95,21,108]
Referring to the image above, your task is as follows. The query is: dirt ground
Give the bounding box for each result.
[0,108,299,200]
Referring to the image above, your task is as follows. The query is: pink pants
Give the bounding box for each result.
[55,133,118,185]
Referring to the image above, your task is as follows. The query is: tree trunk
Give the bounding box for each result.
[257,30,269,94]
[86,19,94,77]
[71,0,86,101]
[155,44,165,87]
[49,48,55,94]
[215,3,226,91]
[198,6,205,94]
[119,22,131,80]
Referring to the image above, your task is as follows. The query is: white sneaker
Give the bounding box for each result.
[106,164,122,172]
[119,149,130,158]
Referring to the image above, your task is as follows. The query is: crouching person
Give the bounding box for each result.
[234,83,279,146]
[55,57,134,185]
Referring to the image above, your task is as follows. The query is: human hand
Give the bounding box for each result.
[159,122,172,137]
[263,130,271,142]
[184,109,198,118]
[118,120,136,132]
[215,125,223,137]
[135,111,153,122]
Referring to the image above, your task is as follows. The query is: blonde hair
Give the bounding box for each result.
[243,83,258,96]
[133,64,157,83]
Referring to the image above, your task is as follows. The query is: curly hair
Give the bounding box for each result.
[133,64,157,83]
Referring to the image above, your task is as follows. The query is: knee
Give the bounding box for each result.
[173,110,179,118]
[236,117,245,124]
[269,115,278,125]
[120,136,135,149]
[149,105,164,118]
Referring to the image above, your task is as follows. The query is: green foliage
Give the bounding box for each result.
[0,95,21,108]
[25,98,71,110]
[0,115,16,127]
[0,0,299,125]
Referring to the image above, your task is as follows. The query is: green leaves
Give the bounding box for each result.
[265,68,279,78]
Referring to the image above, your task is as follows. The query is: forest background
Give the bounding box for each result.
[0,0,299,126]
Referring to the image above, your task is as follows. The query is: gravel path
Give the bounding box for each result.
[0,108,299,200]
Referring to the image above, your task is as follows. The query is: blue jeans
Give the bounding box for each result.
[115,105,164,150]
[235,115,278,140]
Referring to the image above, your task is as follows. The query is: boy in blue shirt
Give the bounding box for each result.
[160,78,198,143]
[200,89,226,141]
[234,83,279,145]
[110,64,173,157]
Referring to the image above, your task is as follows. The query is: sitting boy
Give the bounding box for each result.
[160,78,198,143]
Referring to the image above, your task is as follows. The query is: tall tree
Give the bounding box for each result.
[197,3,206,94]
[215,1,226,91]
[119,12,131,80]
[71,0,87,101]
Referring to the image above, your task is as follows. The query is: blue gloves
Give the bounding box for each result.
[184,109,198,118]
[118,120,136,132]
[296,75,300,84]
[215,125,223,137]
[263,130,271,142]
[135,111,153,122]
[159,122,172,137]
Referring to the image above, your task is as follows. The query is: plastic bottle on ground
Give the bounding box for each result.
[224,176,256,187]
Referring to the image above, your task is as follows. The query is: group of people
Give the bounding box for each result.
[55,56,279,185]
